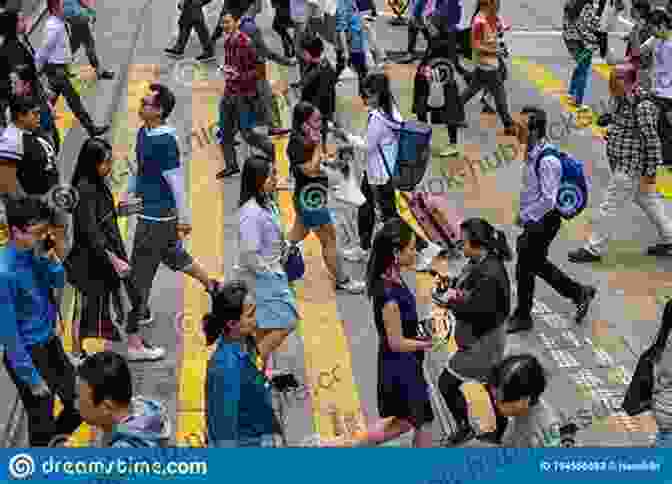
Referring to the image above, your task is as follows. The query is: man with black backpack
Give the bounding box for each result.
[569,64,672,263]
[508,106,596,334]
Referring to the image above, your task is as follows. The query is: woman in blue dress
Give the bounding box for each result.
[361,219,435,446]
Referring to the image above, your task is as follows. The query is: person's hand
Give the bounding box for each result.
[109,253,131,276]
[177,223,192,239]
[418,339,434,351]
[30,380,51,398]
[640,175,658,193]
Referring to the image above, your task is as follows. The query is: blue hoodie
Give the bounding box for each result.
[107,397,171,448]
[0,243,64,386]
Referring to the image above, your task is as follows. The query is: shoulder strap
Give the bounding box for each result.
[136,127,145,176]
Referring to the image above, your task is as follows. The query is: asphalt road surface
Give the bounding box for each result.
[1,0,668,448]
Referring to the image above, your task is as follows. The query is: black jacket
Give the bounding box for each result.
[17,130,58,195]
[66,179,128,293]
[450,253,511,345]
[0,36,38,101]
[301,59,337,121]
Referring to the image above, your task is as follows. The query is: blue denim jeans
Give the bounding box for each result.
[568,44,593,105]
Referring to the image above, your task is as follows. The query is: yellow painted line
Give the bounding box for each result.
[175,78,223,445]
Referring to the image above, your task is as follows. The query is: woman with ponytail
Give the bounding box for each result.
[433,217,512,445]
[204,280,282,447]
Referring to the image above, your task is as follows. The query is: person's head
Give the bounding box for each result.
[292,101,321,146]
[3,195,52,249]
[301,33,324,64]
[520,105,547,148]
[71,137,114,187]
[0,10,19,39]
[609,63,637,98]
[491,354,548,417]
[459,218,512,261]
[10,96,41,131]
[632,0,651,22]
[220,8,243,34]
[649,6,672,34]
[202,280,256,345]
[366,219,416,297]
[361,72,395,115]
[478,0,497,14]
[47,0,63,17]
[77,351,133,431]
[139,83,175,124]
[238,155,277,208]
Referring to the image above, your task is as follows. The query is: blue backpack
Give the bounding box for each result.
[534,146,590,220]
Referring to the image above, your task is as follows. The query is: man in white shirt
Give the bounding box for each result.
[36,0,108,137]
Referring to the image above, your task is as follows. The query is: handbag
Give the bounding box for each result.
[269,201,304,282]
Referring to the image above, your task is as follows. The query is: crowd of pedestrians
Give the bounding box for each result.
[0,0,672,449]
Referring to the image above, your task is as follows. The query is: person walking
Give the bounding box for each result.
[35,0,108,137]
[63,0,114,79]
[66,137,165,362]
[165,0,215,62]
[434,218,512,445]
[508,106,596,334]
[568,64,672,262]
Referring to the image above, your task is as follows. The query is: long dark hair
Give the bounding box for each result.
[291,101,318,136]
[238,155,273,209]
[362,72,396,118]
[70,137,112,188]
[202,280,249,346]
[0,11,19,39]
[365,218,415,298]
[491,354,547,406]
[460,217,512,261]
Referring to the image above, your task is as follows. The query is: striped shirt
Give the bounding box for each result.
[653,348,672,432]
[606,91,662,178]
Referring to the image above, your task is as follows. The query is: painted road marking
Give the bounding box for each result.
[571,369,604,389]
[560,330,582,348]
[541,312,571,330]
[550,349,580,368]
[538,333,560,349]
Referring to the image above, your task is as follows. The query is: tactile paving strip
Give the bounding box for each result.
[550,349,580,368]
[538,332,560,349]
[560,330,582,348]
[591,388,625,413]
[571,369,604,389]
[532,299,553,315]
[541,312,571,329]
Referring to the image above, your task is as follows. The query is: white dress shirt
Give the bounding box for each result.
[35,16,72,70]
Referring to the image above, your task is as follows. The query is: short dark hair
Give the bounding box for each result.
[10,96,40,121]
[222,6,244,20]
[149,83,176,120]
[491,354,547,406]
[78,351,133,405]
[3,195,52,230]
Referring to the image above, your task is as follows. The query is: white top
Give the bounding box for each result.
[35,16,72,70]
[366,106,403,186]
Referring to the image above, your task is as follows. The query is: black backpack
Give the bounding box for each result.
[17,131,58,196]
[564,0,593,21]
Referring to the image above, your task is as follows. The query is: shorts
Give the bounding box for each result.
[254,271,298,329]
[335,0,355,32]
[293,193,334,229]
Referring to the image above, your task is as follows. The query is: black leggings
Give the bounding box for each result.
[438,369,508,438]
[3,336,81,447]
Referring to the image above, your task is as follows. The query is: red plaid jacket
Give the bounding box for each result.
[223,31,257,98]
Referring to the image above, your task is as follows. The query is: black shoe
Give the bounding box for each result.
[568,247,602,263]
[507,314,534,334]
[196,52,216,62]
[271,373,300,392]
[647,243,672,256]
[96,69,114,80]
[165,48,185,58]
[476,430,502,445]
[88,125,110,137]
[442,424,475,446]
[574,286,596,324]
[216,166,240,179]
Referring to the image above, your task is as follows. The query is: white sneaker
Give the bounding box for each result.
[335,278,366,294]
[127,341,166,362]
[343,247,369,262]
